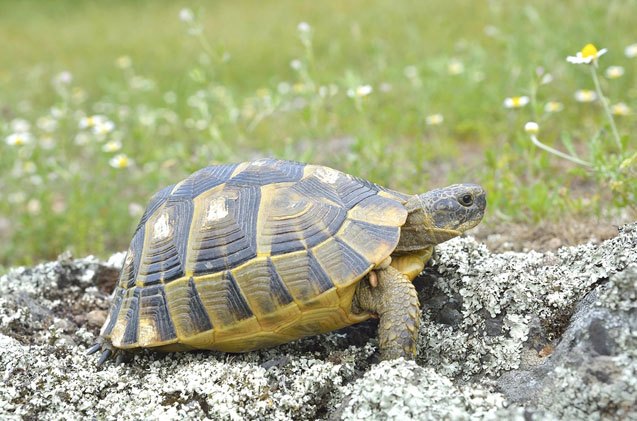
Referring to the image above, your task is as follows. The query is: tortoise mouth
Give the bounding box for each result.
[426,227,463,244]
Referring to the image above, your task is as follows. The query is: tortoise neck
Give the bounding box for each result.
[394,196,433,254]
[394,195,459,254]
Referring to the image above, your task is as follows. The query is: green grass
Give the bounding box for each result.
[1,0,636,266]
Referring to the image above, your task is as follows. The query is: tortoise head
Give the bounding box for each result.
[418,183,486,235]
[399,184,486,249]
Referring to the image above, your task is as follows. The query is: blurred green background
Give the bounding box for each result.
[1,0,636,267]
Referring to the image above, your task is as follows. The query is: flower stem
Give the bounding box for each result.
[529,135,591,167]
[590,65,622,151]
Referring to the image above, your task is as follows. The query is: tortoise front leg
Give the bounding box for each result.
[353,266,420,360]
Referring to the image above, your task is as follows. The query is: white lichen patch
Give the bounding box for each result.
[314,166,340,184]
[418,224,637,381]
[0,224,636,420]
[205,196,229,223]
[340,359,524,421]
[152,212,172,241]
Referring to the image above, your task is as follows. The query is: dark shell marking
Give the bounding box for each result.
[97,158,408,356]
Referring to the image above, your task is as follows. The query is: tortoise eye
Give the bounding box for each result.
[459,193,473,207]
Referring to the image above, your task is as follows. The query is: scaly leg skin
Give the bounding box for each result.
[353,266,421,360]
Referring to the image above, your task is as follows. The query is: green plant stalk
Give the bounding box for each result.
[590,65,622,152]
[530,135,591,167]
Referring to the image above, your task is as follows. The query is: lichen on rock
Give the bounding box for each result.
[1,224,636,420]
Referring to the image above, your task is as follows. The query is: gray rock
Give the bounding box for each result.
[497,265,637,419]
[0,224,635,420]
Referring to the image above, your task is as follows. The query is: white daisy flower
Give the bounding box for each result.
[102,140,122,152]
[524,121,539,135]
[503,96,530,108]
[574,89,597,102]
[109,153,133,169]
[625,43,637,58]
[5,132,33,146]
[297,22,311,33]
[290,59,303,71]
[447,59,464,75]
[425,114,444,126]
[544,101,564,113]
[604,66,625,79]
[115,56,132,69]
[179,8,194,23]
[10,118,31,133]
[53,71,73,85]
[347,85,373,98]
[611,102,631,116]
[79,115,107,129]
[93,120,115,136]
[37,116,58,132]
[566,44,607,65]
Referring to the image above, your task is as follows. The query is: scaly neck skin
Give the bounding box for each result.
[394,196,459,254]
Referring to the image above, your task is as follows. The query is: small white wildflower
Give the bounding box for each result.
[74,132,91,145]
[27,199,42,215]
[379,82,392,92]
[540,73,554,85]
[611,102,631,116]
[566,43,607,64]
[50,106,65,119]
[290,59,303,71]
[524,121,539,134]
[79,115,106,129]
[115,56,132,69]
[10,118,31,133]
[544,101,564,113]
[297,22,311,33]
[102,140,122,152]
[403,65,419,79]
[37,116,58,132]
[128,203,144,217]
[625,43,637,58]
[93,120,115,136]
[605,66,625,79]
[109,153,132,169]
[503,96,530,108]
[53,71,73,85]
[5,133,33,146]
[447,59,464,75]
[347,85,373,98]
[574,89,597,103]
[179,8,194,23]
[484,25,499,37]
[39,135,56,150]
[425,114,444,126]
[277,82,291,94]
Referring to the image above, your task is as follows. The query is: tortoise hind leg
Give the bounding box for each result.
[353,266,420,360]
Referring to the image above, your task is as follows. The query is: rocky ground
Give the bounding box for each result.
[1,223,636,420]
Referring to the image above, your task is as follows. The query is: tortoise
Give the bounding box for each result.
[89,158,485,364]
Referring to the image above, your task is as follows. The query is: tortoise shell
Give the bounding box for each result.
[100,158,408,352]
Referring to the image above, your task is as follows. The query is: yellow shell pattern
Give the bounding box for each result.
[100,159,408,352]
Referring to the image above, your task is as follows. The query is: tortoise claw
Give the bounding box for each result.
[86,343,101,355]
[96,349,112,366]
[87,337,118,366]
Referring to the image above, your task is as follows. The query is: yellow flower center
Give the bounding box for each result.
[512,97,523,106]
[581,44,598,58]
